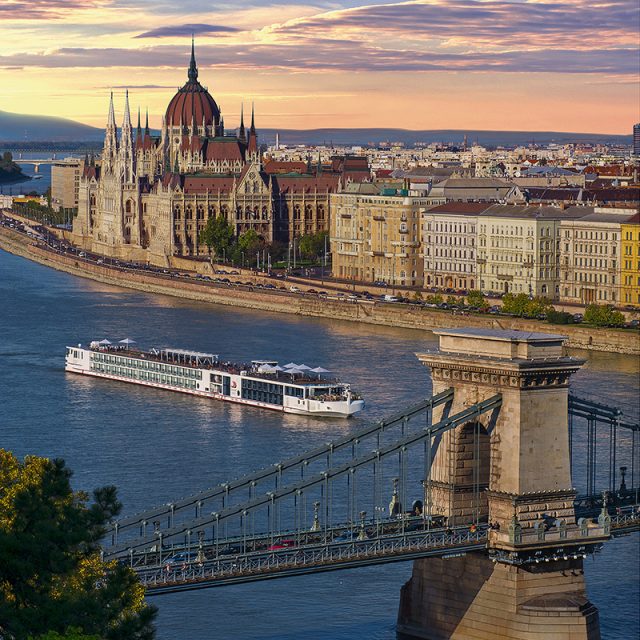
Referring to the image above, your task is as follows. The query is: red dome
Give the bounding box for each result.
[165,43,220,128]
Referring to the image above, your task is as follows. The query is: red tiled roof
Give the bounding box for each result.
[183,175,236,194]
[263,160,307,174]
[205,139,243,162]
[274,174,340,194]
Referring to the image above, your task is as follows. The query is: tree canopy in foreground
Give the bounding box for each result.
[0,450,156,640]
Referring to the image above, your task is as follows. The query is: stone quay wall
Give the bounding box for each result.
[1,226,638,355]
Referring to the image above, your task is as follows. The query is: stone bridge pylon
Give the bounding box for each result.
[398,329,608,640]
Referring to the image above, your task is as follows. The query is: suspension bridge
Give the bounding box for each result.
[101,329,638,639]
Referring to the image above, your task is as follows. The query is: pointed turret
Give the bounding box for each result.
[123,89,131,128]
[136,107,143,150]
[103,91,118,172]
[119,89,134,182]
[107,91,116,128]
[247,102,258,157]
[144,109,150,135]
[238,103,246,144]
[188,35,198,83]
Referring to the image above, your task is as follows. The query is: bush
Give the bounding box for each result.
[547,310,574,325]
[502,293,554,318]
[584,304,626,327]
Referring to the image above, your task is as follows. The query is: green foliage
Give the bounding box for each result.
[0,151,28,183]
[424,294,444,305]
[466,290,486,308]
[228,229,267,265]
[298,231,328,260]
[30,629,101,640]
[199,215,234,258]
[583,304,626,327]
[0,450,156,640]
[547,310,575,325]
[446,295,457,306]
[501,293,554,318]
[412,291,423,302]
[13,200,63,225]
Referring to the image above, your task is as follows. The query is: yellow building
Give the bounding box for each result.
[330,184,426,287]
[620,213,640,307]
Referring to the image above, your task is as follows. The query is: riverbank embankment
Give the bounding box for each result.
[1,226,638,355]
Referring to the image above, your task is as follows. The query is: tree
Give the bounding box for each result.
[199,215,234,259]
[501,293,554,318]
[466,290,486,308]
[584,303,625,327]
[0,450,156,640]
[298,231,328,261]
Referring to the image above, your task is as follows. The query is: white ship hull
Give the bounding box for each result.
[65,346,364,418]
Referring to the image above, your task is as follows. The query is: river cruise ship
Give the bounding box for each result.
[65,341,364,418]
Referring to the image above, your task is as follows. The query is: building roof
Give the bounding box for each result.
[480,204,588,220]
[426,202,490,215]
[183,175,236,194]
[274,173,340,194]
[165,42,220,128]
[263,160,308,174]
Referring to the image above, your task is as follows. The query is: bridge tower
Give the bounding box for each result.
[398,328,608,640]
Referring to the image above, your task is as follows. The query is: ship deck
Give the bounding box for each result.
[88,346,343,387]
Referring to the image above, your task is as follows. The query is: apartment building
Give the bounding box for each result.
[330,184,426,287]
[558,208,634,305]
[422,202,485,290]
[475,205,583,299]
[51,158,83,211]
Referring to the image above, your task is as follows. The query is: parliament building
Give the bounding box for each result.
[72,42,369,264]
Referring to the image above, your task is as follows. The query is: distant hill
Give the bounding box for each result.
[0,110,103,143]
[0,110,631,148]
[259,128,632,148]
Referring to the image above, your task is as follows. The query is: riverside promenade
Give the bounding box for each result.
[0,222,638,355]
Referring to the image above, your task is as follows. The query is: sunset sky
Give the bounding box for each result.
[0,0,638,133]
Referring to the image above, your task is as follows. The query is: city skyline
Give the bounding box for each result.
[0,0,638,134]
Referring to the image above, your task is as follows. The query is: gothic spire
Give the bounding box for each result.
[107,91,116,128]
[137,107,141,132]
[144,108,150,135]
[188,35,198,82]
[250,102,255,133]
[239,103,246,142]
[123,89,131,128]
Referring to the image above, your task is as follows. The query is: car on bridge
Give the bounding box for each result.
[267,539,296,550]
[163,550,202,570]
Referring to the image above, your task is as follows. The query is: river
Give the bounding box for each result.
[0,248,638,639]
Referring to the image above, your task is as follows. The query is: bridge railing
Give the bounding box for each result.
[136,525,488,591]
[105,394,502,560]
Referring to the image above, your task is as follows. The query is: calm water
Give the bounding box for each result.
[0,249,638,639]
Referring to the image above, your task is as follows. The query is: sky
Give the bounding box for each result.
[0,0,638,134]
